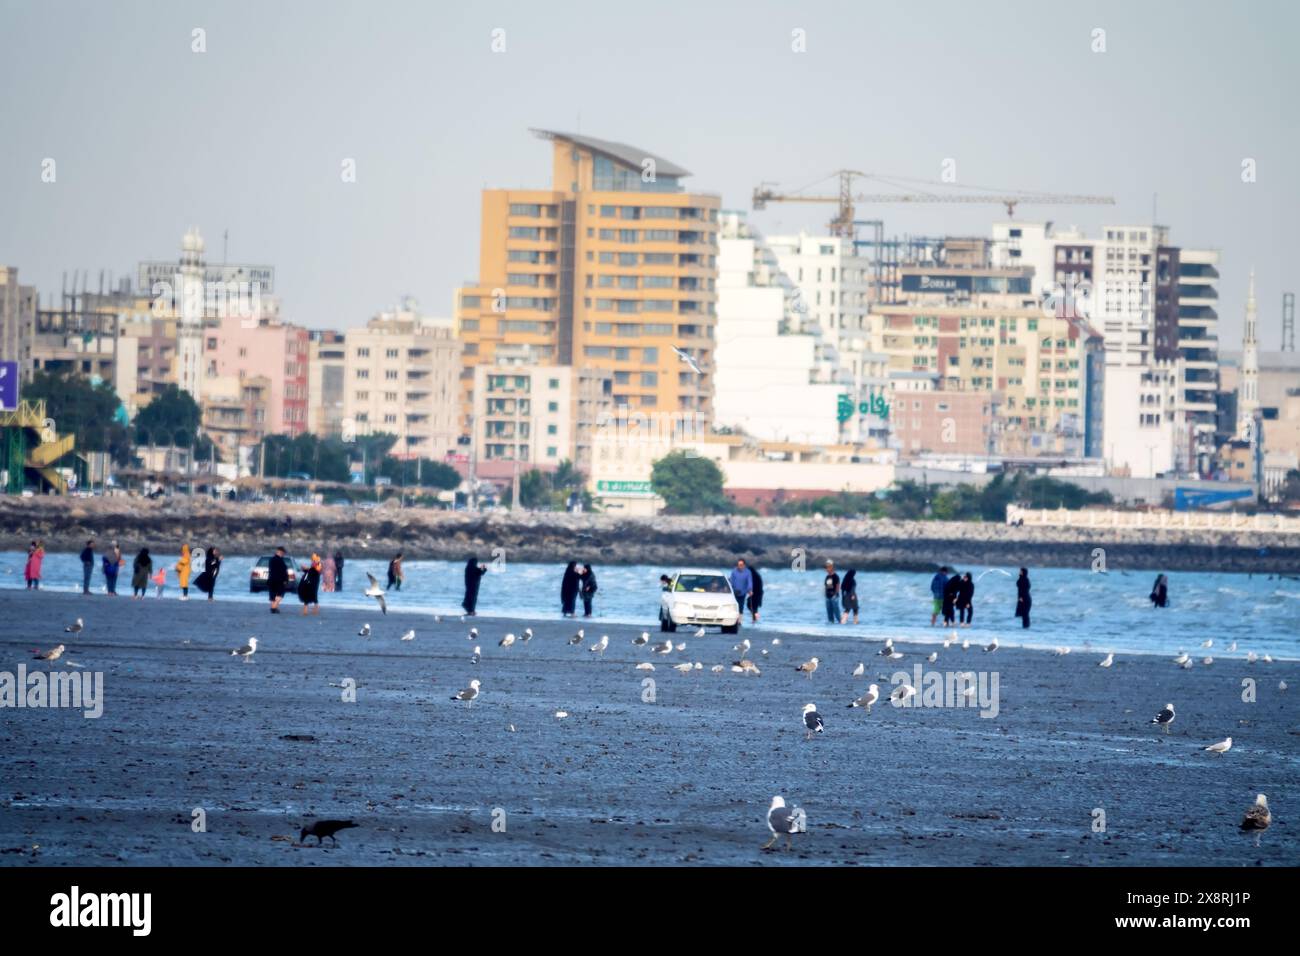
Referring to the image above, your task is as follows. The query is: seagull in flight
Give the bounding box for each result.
[364,573,387,615]
[672,345,703,375]
[230,637,257,663]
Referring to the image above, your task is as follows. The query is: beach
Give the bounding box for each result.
[1,589,1295,866]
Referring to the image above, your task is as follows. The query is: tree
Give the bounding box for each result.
[650,451,730,514]
[22,368,132,465]
[372,454,461,490]
[133,385,203,449]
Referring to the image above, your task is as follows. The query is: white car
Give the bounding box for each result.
[659,569,741,634]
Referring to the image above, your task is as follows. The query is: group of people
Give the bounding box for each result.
[57,538,228,601]
[818,561,860,624]
[558,561,599,618]
[264,546,343,615]
[727,559,765,623]
[928,567,977,628]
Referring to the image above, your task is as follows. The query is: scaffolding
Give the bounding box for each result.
[0,399,77,493]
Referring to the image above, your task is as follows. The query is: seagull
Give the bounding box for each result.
[672,344,703,375]
[364,573,387,614]
[470,645,481,665]
[848,684,880,713]
[763,795,800,850]
[983,638,998,653]
[960,683,976,701]
[693,627,706,638]
[1180,659,1194,670]
[633,632,649,646]
[1262,654,1273,664]
[229,637,257,663]
[64,618,84,633]
[521,627,533,643]
[711,664,724,673]
[1054,647,1071,656]
[794,657,820,679]
[1227,641,1238,652]
[589,635,609,655]
[554,710,569,719]
[1098,653,1114,668]
[498,632,516,648]
[652,640,673,655]
[733,638,751,655]
[944,629,958,648]
[771,638,781,646]
[802,703,824,739]
[961,639,970,651]
[1241,794,1270,832]
[672,662,694,674]
[1151,703,1175,734]
[928,651,939,663]
[358,623,371,637]
[1202,656,1214,666]
[400,629,415,642]
[674,642,686,652]
[635,662,655,671]
[1246,651,1258,664]
[891,684,916,706]
[1201,639,1213,648]
[33,644,66,662]
[1172,652,1189,665]
[1204,737,1233,754]
[732,659,761,675]
[299,819,358,846]
[1280,680,1288,692]
[468,626,479,641]
[878,639,895,657]
[852,662,865,678]
[568,629,585,646]
[451,679,481,706]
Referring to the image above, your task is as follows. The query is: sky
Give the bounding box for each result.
[1,0,1297,350]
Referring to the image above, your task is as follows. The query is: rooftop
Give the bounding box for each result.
[530,129,691,179]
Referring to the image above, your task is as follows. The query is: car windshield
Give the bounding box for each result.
[674,574,728,593]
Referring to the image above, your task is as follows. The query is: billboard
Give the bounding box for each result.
[0,361,17,411]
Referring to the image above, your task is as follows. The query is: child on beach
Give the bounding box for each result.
[151,566,167,598]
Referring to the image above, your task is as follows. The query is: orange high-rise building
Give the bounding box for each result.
[456,130,719,440]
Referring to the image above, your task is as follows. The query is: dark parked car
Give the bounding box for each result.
[249,555,299,593]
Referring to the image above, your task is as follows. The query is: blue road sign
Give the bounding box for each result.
[0,361,18,411]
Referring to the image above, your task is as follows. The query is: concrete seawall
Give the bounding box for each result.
[3,497,1298,573]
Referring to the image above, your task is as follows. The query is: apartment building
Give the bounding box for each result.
[307,329,346,437]
[205,313,309,436]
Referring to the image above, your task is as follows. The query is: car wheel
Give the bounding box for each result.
[721,622,739,635]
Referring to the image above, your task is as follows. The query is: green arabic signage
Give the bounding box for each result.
[837,392,891,424]
[596,479,655,495]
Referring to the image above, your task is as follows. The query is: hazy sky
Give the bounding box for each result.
[2,0,1296,349]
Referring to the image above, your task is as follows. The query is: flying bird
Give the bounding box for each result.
[1204,737,1233,754]
[299,819,358,846]
[230,637,257,663]
[848,684,880,714]
[358,623,371,637]
[672,344,703,375]
[451,679,481,706]
[64,618,83,633]
[364,573,387,614]
[33,644,66,662]
[589,635,609,655]
[1098,653,1114,668]
[802,703,824,739]
[794,657,820,679]
[763,795,800,851]
[1151,703,1175,734]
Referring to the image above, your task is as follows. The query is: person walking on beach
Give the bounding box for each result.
[580,563,598,618]
[131,548,152,599]
[1014,567,1032,629]
[102,541,123,595]
[298,554,322,615]
[748,566,764,623]
[1150,573,1169,608]
[929,566,950,626]
[463,555,487,616]
[151,565,167,597]
[729,558,753,620]
[24,540,44,590]
[176,543,192,600]
[560,561,580,617]
[322,553,336,593]
[333,550,345,591]
[386,552,404,591]
[195,545,221,601]
[942,570,962,627]
[840,569,860,624]
[823,561,841,624]
[956,572,975,627]
[268,546,290,613]
[79,539,95,595]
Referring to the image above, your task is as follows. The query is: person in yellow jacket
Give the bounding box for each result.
[176,543,193,601]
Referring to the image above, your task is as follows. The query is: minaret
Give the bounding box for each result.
[176,227,206,401]
[1238,269,1259,438]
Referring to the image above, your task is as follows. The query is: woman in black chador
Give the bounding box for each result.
[1014,568,1032,629]
[462,556,487,616]
[1150,574,1169,608]
[560,561,580,617]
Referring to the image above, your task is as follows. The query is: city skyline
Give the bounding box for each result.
[2,0,1296,347]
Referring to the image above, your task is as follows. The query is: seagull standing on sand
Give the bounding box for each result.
[1172,651,1189,665]
[848,684,880,714]
[498,632,516,648]
[694,627,706,638]
[732,659,761,675]
[878,639,895,657]
[733,638,751,655]
[891,684,916,707]
[652,640,673,655]
[1098,653,1114,668]
[1151,703,1175,734]
[633,632,649,646]
[802,703,824,739]
[795,657,820,679]
[358,623,371,637]
[468,626,479,641]
[33,644,66,662]
[451,679,480,706]
[64,618,84,633]
[636,662,655,671]
[983,638,998,653]
[852,662,865,678]
[400,629,415,642]
[589,634,609,655]
[1202,656,1214,666]
[470,645,481,665]
[568,629,585,646]
[1241,794,1270,833]
[1204,737,1233,754]
[521,627,533,643]
[928,651,939,663]
[230,637,257,663]
[364,573,387,614]
[763,796,800,850]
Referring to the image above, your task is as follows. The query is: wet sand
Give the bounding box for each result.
[1,589,1295,866]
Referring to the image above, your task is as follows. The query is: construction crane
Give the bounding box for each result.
[752,169,1115,237]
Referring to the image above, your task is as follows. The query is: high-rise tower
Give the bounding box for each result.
[1238,268,1259,438]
